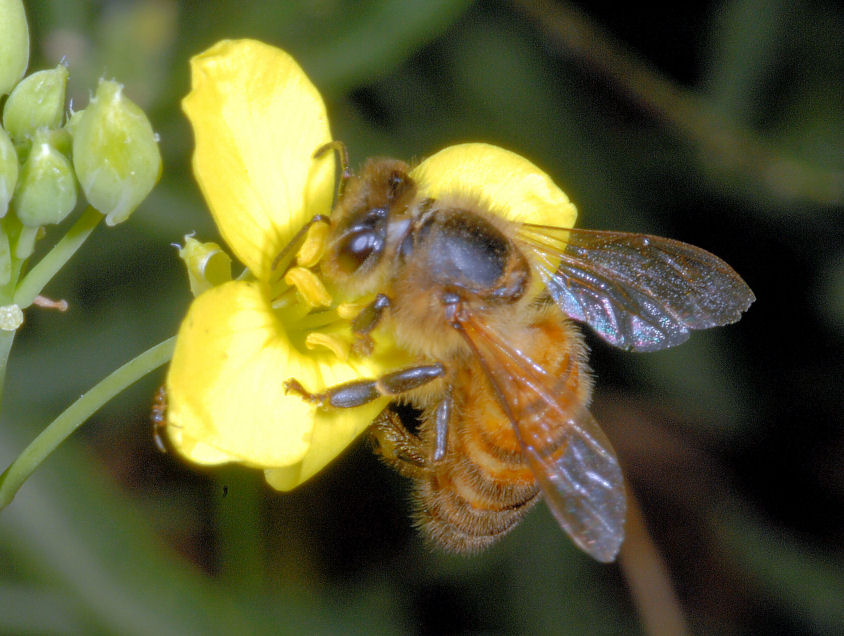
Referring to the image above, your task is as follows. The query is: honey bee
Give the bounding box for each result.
[284,144,755,562]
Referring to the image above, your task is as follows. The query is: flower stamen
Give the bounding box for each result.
[295,219,330,268]
[283,266,332,308]
[336,301,367,320]
[305,332,349,361]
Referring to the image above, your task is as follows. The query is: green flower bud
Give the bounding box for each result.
[64,107,85,137]
[71,80,162,226]
[2,64,69,140]
[0,127,18,218]
[0,220,11,285]
[14,130,77,228]
[0,0,29,97]
[42,127,73,158]
[178,235,232,297]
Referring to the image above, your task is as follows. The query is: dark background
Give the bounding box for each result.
[1,1,841,634]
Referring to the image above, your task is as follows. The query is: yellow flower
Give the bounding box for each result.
[167,39,576,491]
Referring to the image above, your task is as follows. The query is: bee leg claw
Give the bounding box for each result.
[283,378,325,405]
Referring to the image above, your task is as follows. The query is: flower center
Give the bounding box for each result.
[270,219,355,362]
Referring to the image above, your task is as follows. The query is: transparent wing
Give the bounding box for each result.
[517,225,756,351]
[454,308,626,562]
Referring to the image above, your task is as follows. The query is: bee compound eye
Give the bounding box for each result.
[338,228,384,273]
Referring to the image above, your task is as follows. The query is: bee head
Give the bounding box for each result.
[321,158,415,294]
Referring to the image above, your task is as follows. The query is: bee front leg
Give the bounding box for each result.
[270,213,331,275]
[313,140,352,200]
[284,363,445,409]
[351,293,391,356]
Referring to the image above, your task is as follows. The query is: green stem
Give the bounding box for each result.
[0,329,15,408]
[13,206,102,308]
[0,336,176,510]
[0,215,24,302]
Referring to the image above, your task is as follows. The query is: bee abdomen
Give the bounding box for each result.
[413,452,540,553]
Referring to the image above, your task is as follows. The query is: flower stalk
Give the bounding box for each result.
[0,337,176,509]
[12,206,102,308]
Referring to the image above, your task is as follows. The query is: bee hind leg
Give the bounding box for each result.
[370,387,453,478]
[369,408,431,479]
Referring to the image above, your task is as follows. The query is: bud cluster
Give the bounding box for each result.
[0,0,161,282]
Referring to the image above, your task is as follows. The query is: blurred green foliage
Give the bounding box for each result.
[1,0,841,634]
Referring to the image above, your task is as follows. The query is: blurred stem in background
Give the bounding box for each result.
[512,0,843,208]
[619,489,690,636]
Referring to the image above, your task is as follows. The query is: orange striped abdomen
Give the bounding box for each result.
[413,309,592,552]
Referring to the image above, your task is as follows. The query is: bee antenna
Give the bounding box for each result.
[314,140,352,201]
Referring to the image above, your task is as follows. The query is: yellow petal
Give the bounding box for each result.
[166,280,395,479]
[264,332,412,490]
[410,143,577,228]
[182,39,334,279]
[262,402,368,489]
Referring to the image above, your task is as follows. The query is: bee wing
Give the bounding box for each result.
[455,309,626,562]
[516,225,755,351]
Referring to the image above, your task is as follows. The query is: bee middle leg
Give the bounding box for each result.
[284,363,445,409]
